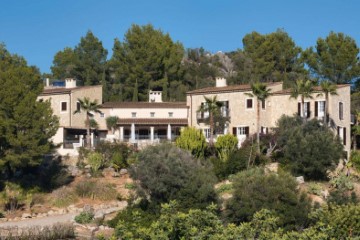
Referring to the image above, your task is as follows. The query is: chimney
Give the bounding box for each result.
[45,78,50,87]
[215,77,227,87]
[149,90,162,103]
[65,78,77,88]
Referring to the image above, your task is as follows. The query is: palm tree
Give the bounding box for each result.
[352,111,360,150]
[246,82,271,154]
[317,80,338,125]
[290,79,314,121]
[106,116,119,134]
[74,97,102,148]
[197,96,223,145]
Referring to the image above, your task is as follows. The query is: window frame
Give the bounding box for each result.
[131,112,137,118]
[60,101,68,113]
[245,98,253,110]
[339,102,344,120]
[150,112,155,118]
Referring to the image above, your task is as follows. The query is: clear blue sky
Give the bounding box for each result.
[1,0,359,73]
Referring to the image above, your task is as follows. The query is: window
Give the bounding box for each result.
[38,98,43,102]
[261,99,266,110]
[168,112,173,117]
[298,102,310,118]
[76,101,81,112]
[131,112,137,118]
[233,126,249,136]
[337,126,347,145]
[261,126,268,134]
[315,101,325,119]
[61,101,67,112]
[203,128,210,139]
[339,102,344,120]
[246,99,253,109]
[100,113,105,118]
[220,101,229,117]
[150,112,155,117]
[201,102,209,118]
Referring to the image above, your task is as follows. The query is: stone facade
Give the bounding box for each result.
[186,80,351,157]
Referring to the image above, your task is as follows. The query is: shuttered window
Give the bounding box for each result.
[61,102,67,112]
[246,99,253,109]
[339,102,344,120]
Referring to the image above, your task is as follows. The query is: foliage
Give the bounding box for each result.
[1,223,75,239]
[215,182,233,194]
[95,141,131,169]
[75,210,95,224]
[290,79,314,119]
[330,173,354,190]
[275,116,343,180]
[130,143,218,211]
[309,204,360,238]
[106,116,119,134]
[87,152,104,173]
[51,30,108,86]
[74,180,118,201]
[108,24,184,101]
[303,31,360,84]
[214,134,238,162]
[0,182,26,212]
[307,182,323,196]
[0,44,59,176]
[229,29,305,88]
[176,127,207,158]
[350,150,360,171]
[225,168,311,230]
[51,187,78,208]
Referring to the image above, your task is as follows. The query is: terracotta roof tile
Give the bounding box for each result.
[101,102,187,109]
[186,82,282,95]
[272,84,350,95]
[118,118,188,125]
[40,85,101,96]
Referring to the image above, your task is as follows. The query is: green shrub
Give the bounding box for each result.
[176,127,207,158]
[74,180,118,201]
[75,211,94,224]
[276,116,343,180]
[0,212,4,218]
[130,143,218,211]
[52,187,78,207]
[125,183,136,190]
[307,182,323,196]
[87,152,104,173]
[95,141,131,168]
[225,168,311,230]
[216,183,233,194]
[330,173,354,190]
[214,134,238,162]
[0,182,26,213]
[112,151,127,172]
[350,150,360,172]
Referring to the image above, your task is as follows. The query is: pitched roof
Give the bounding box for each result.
[272,84,350,95]
[40,85,101,96]
[117,118,188,125]
[186,82,282,95]
[101,102,187,109]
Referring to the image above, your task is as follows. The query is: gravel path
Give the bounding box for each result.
[0,212,77,228]
[0,204,127,229]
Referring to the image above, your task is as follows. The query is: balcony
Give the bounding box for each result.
[197,108,230,122]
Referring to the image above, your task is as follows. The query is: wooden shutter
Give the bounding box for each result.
[201,103,204,118]
[315,101,318,117]
[245,127,249,137]
[306,102,311,118]
[232,127,237,136]
[298,103,301,116]
[261,99,265,109]
[266,127,269,134]
[343,127,346,145]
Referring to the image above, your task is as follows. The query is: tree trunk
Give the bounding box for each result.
[86,113,91,148]
[209,112,214,145]
[257,99,260,154]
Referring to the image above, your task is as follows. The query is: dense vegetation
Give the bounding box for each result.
[47,25,360,102]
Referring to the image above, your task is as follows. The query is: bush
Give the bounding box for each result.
[75,211,94,224]
[214,134,238,162]
[51,187,78,207]
[0,182,25,213]
[350,150,360,172]
[95,141,131,168]
[275,116,343,180]
[330,173,354,190]
[225,168,311,230]
[130,143,218,211]
[74,180,118,201]
[307,182,323,196]
[176,127,207,158]
[87,152,104,173]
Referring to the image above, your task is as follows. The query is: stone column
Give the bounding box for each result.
[119,126,124,141]
[131,123,136,143]
[150,126,154,141]
[90,132,94,148]
[167,124,172,141]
